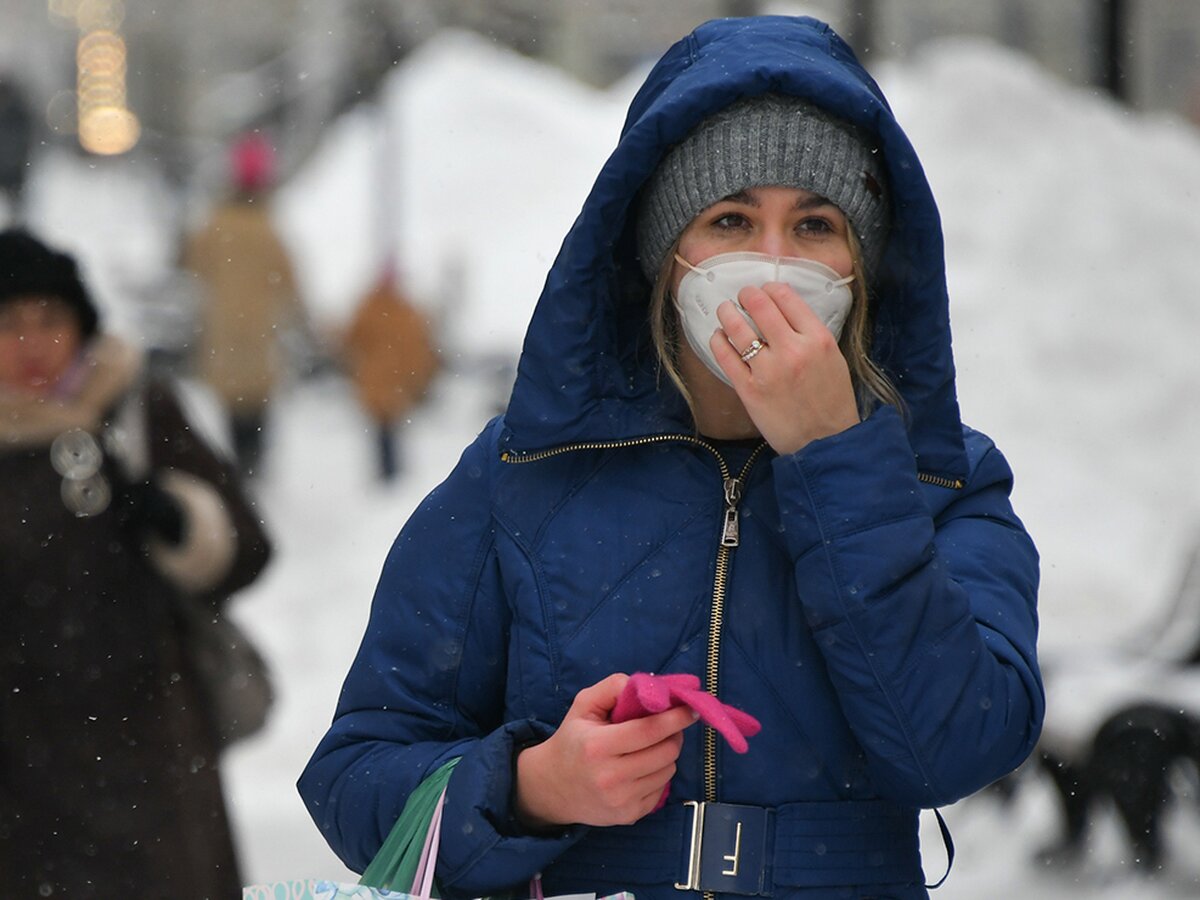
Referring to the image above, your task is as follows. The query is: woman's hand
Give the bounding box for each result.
[711,282,860,455]
[514,673,697,829]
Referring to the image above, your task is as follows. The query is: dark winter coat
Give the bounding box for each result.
[299,16,1043,900]
[0,335,271,898]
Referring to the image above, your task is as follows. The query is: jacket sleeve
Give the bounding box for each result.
[772,406,1043,808]
[297,419,584,892]
[143,380,272,601]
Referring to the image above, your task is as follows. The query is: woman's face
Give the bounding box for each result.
[672,185,854,294]
[0,295,84,395]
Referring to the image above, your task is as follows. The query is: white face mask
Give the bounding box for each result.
[672,251,856,386]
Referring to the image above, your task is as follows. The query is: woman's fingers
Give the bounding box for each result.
[711,325,751,387]
[514,677,696,828]
[611,704,697,751]
[710,284,859,455]
[713,298,766,387]
[714,281,842,375]
[752,281,828,337]
[714,280,831,368]
[571,672,630,722]
[714,299,760,355]
[723,282,815,350]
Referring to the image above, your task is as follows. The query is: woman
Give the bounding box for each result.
[341,266,440,480]
[0,229,271,897]
[182,131,307,478]
[300,16,1042,899]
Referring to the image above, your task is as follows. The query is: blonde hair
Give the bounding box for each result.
[648,229,904,424]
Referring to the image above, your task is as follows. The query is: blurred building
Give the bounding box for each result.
[478,1,1200,122]
[0,0,427,186]
[0,0,1196,186]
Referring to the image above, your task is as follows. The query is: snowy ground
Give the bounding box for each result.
[11,20,1200,899]
[217,371,490,888]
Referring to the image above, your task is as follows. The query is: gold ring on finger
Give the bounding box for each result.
[739,339,765,363]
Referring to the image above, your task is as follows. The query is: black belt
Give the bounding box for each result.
[546,799,926,895]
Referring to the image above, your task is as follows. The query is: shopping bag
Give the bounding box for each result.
[243,759,458,900]
[359,757,460,891]
[243,880,636,900]
[243,756,635,900]
[242,883,413,899]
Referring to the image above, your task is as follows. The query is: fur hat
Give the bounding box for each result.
[635,94,889,281]
[0,228,99,338]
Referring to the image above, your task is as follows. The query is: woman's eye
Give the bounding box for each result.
[712,212,749,230]
[797,216,835,236]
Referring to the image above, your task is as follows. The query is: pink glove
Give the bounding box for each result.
[612,672,761,751]
[611,672,762,811]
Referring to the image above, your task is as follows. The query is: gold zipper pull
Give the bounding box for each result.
[721,477,742,547]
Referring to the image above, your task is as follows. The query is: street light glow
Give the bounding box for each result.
[73,24,139,155]
[78,103,140,155]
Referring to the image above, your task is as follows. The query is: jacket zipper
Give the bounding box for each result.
[917,471,964,489]
[506,440,961,489]
[703,442,767,796]
[501,432,708,464]
[700,443,767,900]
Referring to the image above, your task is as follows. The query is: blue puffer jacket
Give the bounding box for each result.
[299,16,1042,900]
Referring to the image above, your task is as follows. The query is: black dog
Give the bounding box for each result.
[1034,702,1200,869]
[1007,537,1200,871]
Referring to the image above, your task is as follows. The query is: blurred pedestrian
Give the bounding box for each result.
[182,131,309,478]
[299,14,1042,899]
[0,74,35,222]
[0,228,272,897]
[341,266,439,479]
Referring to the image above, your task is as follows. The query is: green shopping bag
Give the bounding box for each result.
[359,757,461,892]
[242,758,459,900]
[244,756,633,900]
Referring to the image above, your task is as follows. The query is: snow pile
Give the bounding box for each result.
[877,40,1200,648]
[276,29,632,359]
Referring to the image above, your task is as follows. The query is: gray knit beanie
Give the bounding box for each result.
[635,94,889,282]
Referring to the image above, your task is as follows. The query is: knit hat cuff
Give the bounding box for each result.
[635,95,889,282]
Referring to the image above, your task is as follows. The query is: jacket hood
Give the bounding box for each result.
[502,15,967,479]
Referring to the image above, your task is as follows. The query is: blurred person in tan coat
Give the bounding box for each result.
[342,266,439,479]
[183,132,307,478]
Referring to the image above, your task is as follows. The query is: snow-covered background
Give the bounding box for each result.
[11,23,1200,899]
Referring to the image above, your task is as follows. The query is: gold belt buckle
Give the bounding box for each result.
[675,800,706,891]
[674,800,769,895]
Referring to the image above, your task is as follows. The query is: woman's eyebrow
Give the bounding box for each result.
[720,189,759,206]
[794,193,836,211]
[715,189,836,210]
